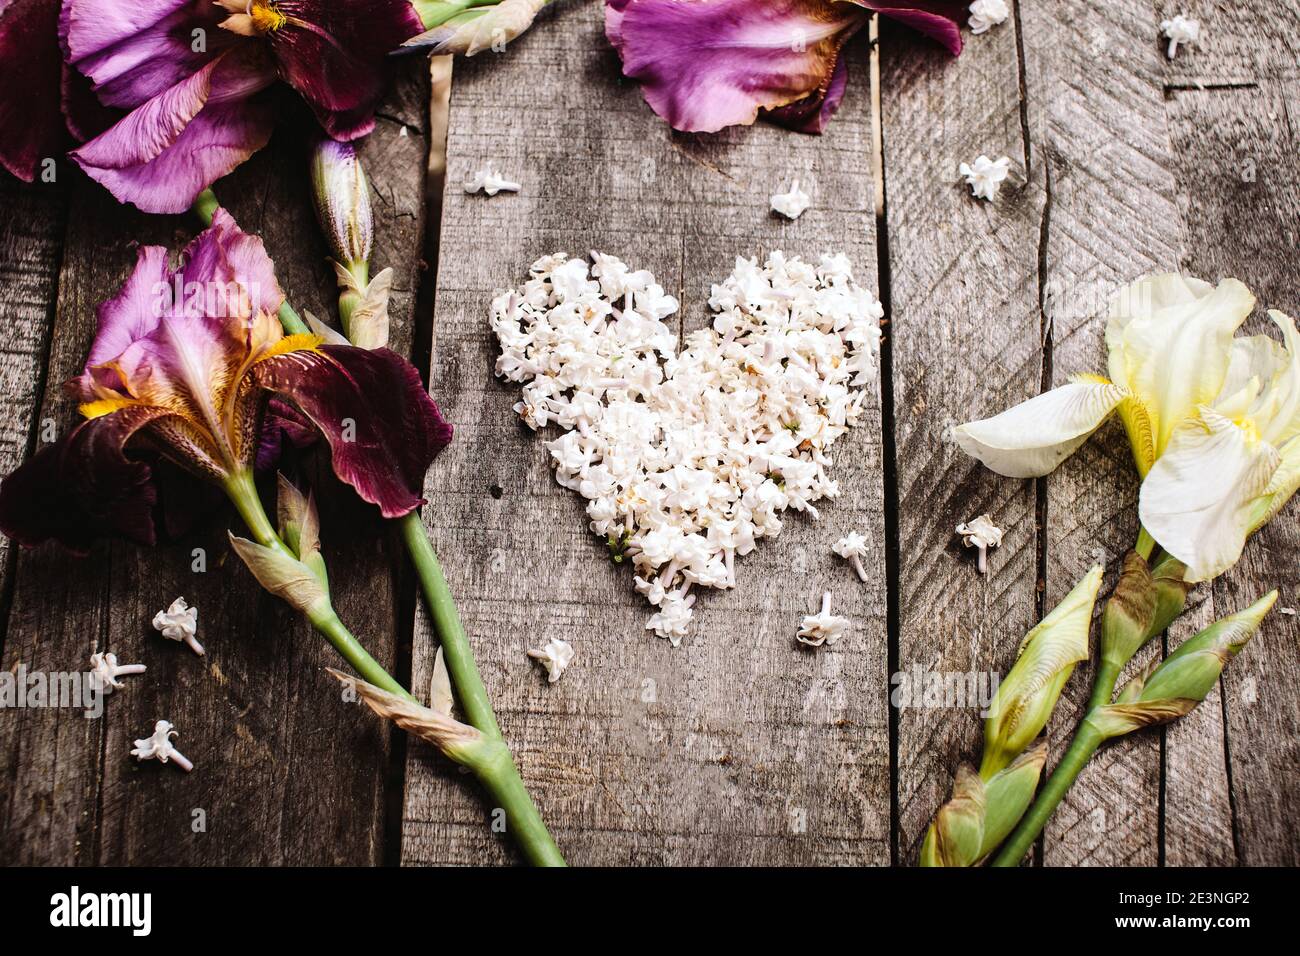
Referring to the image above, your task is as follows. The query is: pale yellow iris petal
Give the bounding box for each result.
[1139,408,1281,582]
[1252,310,1300,447]
[1106,274,1255,458]
[952,381,1131,479]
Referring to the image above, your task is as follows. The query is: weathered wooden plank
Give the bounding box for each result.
[1021,0,1191,867]
[1165,80,1300,866]
[1154,0,1300,87]
[0,68,429,865]
[0,176,64,628]
[879,18,1044,861]
[402,2,889,865]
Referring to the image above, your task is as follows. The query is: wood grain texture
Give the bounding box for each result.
[879,16,1044,862]
[0,177,64,627]
[0,66,430,865]
[401,1,890,866]
[1154,0,1300,87]
[1165,79,1300,866]
[1019,0,1192,866]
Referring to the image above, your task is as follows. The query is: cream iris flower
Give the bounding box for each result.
[953,274,1300,582]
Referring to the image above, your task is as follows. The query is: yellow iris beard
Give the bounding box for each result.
[250,1,287,33]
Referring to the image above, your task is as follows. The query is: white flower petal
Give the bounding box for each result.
[952,381,1130,478]
[1253,310,1300,447]
[1105,274,1255,455]
[1140,408,1280,582]
[1214,332,1287,419]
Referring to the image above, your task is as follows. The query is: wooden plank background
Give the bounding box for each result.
[1,0,1296,866]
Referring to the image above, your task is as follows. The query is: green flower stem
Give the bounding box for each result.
[222,470,413,700]
[195,190,565,866]
[1136,526,1156,561]
[1086,658,1123,713]
[339,260,368,331]
[990,720,1105,866]
[399,512,500,736]
[470,741,566,867]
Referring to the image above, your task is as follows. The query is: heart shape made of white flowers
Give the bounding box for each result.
[491,251,883,644]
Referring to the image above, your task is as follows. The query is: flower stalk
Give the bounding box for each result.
[990,577,1273,867]
[195,188,565,866]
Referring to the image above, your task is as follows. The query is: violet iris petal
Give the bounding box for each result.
[267,0,426,141]
[250,344,454,519]
[606,0,865,134]
[69,47,277,214]
[606,0,965,135]
[0,0,65,181]
[852,1,966,56]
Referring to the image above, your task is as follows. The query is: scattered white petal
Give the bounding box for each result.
[1281,607,1296,616]
[89,652,146,692]
[152,597,203,656]
[131,720,193,772]
[527,638,576,683]
[492,251,883,642]
[797,592,849,647]
[959,155,1013,201]
[968,0,1010,34]
[399,125,409,137]
[956,514,1005,574]
[833,531,870,583]
[464,165,521,196]
[771,180,811,220]
[1160,14,1200,59]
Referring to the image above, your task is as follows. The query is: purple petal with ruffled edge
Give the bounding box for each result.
[176,206,285,319]
[62,0,231,109]
[0,406,176,554]
[269,0,425,141]
[251,345,453,518]
[0,0,65,181]
[851,2,965,57]
[606,0,867,134]
[71,245,171,401]
[70,47,277,213]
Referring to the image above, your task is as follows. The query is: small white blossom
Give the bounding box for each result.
[956,514,1004,574]
[968,0,1010,34]
[152,597,203,656]
[833,531,870,583]
[1160,15,1200,59]
[492,251,882,642]
[959,155,1013,201]
[797,592,849,647]
[1280,607,1296,616]
[770,180,811,220]
[130,720,193,772]
[89,652,146,692]
[463,165,521,196]
[527,638,576,683]
[647,592,695,646]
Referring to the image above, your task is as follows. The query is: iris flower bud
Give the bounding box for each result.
[1090,591,1277,739]
[311,139,372,268]
[980,565,1103,776]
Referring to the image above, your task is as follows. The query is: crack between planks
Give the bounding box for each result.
[1217,669,1244,864]
[1016,0,1053,867]
[386,56,449,868]
[869,17,903,867]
